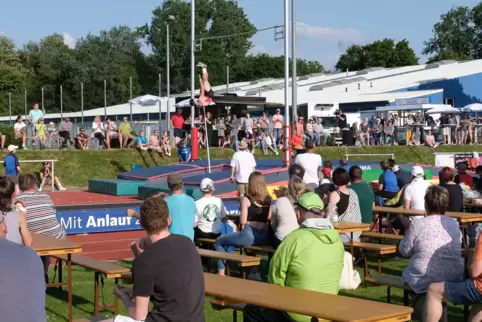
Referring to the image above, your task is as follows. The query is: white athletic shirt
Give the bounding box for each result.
[294,152,322,185]
[404,177,430,221]
[231,150,256,183]
[195,196,227,234]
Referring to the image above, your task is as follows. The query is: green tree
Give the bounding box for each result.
[0,36,27,116]
[423,5,480,62]
[335,38,418,71]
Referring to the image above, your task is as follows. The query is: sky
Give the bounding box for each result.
[2,0,481,70]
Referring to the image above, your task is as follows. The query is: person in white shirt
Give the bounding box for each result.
[194,178,227,239]
[388,165,430,235]
[13,116,27,149]
[294,140,322,188]
[230,140,256,196]
[264,131,278,155]
[91,115,106,148]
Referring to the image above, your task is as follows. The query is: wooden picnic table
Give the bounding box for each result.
[205,272,413,322]
[373,206,482,223]
[32,233,82,322]
[334,222,370,234]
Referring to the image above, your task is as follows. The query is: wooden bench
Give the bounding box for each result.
[54,254,130,315]
[73,317,107,322]
[197,248,261,278]
[196,237,275,261]
[362,231,404,241]
[365,275,411,305]
[344,242,397,277]
[205,272,413,322]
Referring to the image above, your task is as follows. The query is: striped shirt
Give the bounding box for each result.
[15,192,65,239]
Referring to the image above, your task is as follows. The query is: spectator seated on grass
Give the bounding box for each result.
[13,115,27,149]
[161,131,172,156]
[58,116,73,149]
[39,161,66,191]
[108,197,205,322]
[290,129,304,156]
[119,117,136,148]
[0,213,47,322]
[136,130,149,151]
[148,129,163,154]
[76,128,90,149]
[178,139,192,162]
[35,117,47,149]
[399,185,464,318]
[244,192,343,322]
[105,119,121,150]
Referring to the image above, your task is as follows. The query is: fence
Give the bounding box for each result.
[0,159,57,191]
[344,153,395,161]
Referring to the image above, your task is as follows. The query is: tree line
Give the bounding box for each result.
[1,0,480,115]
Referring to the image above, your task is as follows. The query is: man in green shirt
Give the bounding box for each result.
[243,192,344,322]
[118,117,136,148]
[348,166,375,224]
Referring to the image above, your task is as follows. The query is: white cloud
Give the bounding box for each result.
[62,32,76,49]
[296,21,363,43]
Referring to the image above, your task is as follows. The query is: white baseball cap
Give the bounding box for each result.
[200,178,214,192]
[410,166,424,177]
[7,145,18,152]
[392,165,400,172]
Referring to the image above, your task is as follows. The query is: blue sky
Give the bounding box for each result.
[2,0,481,70]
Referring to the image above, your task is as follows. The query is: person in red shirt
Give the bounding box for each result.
[170,109,185,144]
[290,130,304,156]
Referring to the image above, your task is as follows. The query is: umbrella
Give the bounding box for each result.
[425,105,460,114]
[129,94,163,106]
[461,103,482,113]
[175,98,215,108]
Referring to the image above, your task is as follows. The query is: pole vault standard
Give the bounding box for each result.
[283,0,291,166]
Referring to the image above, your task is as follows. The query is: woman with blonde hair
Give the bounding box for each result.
[213,171,271,276]
[270,176,305,248]
[91,115,105,147]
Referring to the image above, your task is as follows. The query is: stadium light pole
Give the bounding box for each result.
[291,0,297,125]
[191,0,196,125]
[166,15,175,135]
[283,0,290,166]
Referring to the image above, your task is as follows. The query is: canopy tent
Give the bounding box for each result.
[462,103,482,113]
[375,104,444,112]
[425,105,460,114]
[128,94,168,123]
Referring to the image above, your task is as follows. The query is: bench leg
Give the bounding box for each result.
[403,290,409,306]
[94,272,100,316]
[363,252,369,278]
[233,309,237,322]
[387,286,391,303]
[58,259,63,290]
[378,255,382,275]
[464,305,469,321]
[114,278,119,315]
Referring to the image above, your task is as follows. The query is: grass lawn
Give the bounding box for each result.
[46,256,466,322]
[8,144,482,187]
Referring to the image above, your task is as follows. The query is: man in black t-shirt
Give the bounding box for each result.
[115,197,205,322]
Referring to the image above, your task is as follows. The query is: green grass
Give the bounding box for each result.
[46,256,466,322]
[8,144,482,187]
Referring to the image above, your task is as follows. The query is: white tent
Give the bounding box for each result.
[128,94,170,122]
[462,103,482,112]
[426,105,460,114]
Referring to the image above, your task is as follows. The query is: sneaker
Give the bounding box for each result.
[196,62,207,68]
[38,188,42,192]
[58,186,66,191]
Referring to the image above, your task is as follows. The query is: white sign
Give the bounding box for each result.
[395,97,430,106]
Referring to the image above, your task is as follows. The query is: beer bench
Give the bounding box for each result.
[54,254,130,315]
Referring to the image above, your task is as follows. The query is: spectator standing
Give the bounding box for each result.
[171,109,185,144]
[244,113,254,134]
[230,140,256,196]
[76,128,90,149]
[112,197,205,322]
[440,113,450,144]
[259,112,270,135]
[27,103,44,138]
[360,118,370,146]
[119,117,136,148]
[0,214,47,322]
[399,186,463,315]
[164,173,197,241]
[294,140,322,188]
[58,116,73,149]
[349,166,375,224]
[272,109,284,147]
[4,145,21,195]
[47,122,58,147]
[16,174,66,282]
[244,192,344,322]
[13,116,27,149]
[35,117,47,149]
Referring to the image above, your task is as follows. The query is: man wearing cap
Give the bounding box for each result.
[294,140,322,188]
[165,173,197,241]
[119,117,136,148]
[230,140,256,196]
[0,214,47,321]
[195,178,227,240]
[243,192,344,322]
[272,109,283,147]
[58,116,73,149]
[393,165,410,189]
[4,145,21,195]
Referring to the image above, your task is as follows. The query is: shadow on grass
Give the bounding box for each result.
[46,287,92,318]
[110,160,128,173]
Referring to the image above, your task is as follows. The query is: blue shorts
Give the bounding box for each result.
[445,279,482,305]
[174,128,183,138]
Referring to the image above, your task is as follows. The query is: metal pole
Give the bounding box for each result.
[81,82,84,124]
[159,73,162,97]
[291,0,297,125]
[8,93,11,125]
[226,65,229,93]
[129,77,133,122]
[41,87,45,115]
[104,79,107,119]
[283,0,290,165]
[24,89,27,120]
[60,86,63,119]
[166,23,171,133]
[191,0,196,125]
